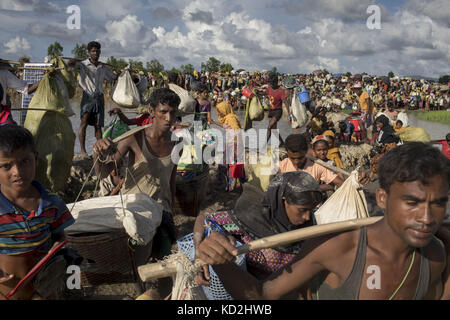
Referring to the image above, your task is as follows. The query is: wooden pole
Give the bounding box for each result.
[137,216,383,282]
[0,59,21,65]
[10,108,60,112]
[306,156,351,177]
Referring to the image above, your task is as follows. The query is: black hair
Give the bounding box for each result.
[268,72,279,89]
[284,181,323,207]
[87,41,101,51]
[446,133,450,141]
[379,142,450,192]
[285,134,308,153]
[313,139,329,149]
[395,120,403,126]
[196,82,208,93]
[168,71,178,84]
[148,88,180,109]
[0,125,36,154]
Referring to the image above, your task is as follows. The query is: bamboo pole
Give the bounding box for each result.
[62,56,115,68]
[10,108,60,112]
[306,156,351,177]
[0,59,21,65]
[137,216,383,282]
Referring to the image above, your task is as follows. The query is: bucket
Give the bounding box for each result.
[297,91,310,103]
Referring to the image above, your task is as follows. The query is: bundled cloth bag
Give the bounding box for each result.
[111,70,141,108]
[51,55,77,99]
[67,193,163,246]
[290,89,308,129]
[396,126,430,142]
[168,83,196,115]
[24,71,75,193]
[248,95,264,121]
[245,146,278,192]
[314,171,369,224]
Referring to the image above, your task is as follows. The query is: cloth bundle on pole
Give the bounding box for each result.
[24,72,76,193]
[290,89,309,129]
[248,95,264,121]
[51,55,77,99]
[314,170,369,225]
[168,83,196,115]
[111,70,141,108]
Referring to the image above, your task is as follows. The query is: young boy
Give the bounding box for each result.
[0,84,16,126]
[0,125,75,300]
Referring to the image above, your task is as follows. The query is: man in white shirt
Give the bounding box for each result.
[0,62,40,106]
[68,41,117,159]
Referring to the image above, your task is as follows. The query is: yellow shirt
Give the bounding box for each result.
[359,91,373,114]
[327,147,344,169]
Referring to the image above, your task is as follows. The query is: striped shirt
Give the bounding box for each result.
[0,181,75,256]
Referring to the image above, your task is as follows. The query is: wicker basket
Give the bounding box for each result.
[66,230,152,287]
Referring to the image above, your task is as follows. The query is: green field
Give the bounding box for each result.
[411,111,450,125]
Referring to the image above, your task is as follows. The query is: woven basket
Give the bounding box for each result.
[66,230,152,287]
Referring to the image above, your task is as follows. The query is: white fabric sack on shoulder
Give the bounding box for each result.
[168,83,196,115]
[66,193,163,245]
[291,90,308,129]
[314,171,369,225]
[111,70,141,108]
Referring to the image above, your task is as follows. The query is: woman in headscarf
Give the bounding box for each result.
[193,171,323,287]
[210,94,244,191]
[374,114,399,146]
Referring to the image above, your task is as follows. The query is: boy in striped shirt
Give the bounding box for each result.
[0,125,75,299]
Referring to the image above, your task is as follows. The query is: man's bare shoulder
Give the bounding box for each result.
[424,236,446,270]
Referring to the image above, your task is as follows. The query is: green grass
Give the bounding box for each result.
[411,111,450,125]
[339,109,354,114]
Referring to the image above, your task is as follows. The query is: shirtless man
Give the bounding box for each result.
[196,142,450,300]
[93,88,181,257]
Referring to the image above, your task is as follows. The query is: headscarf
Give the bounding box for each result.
[229,171,322,254]
[216,101,241,129]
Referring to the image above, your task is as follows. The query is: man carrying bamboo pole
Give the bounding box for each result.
[196,142,450,300]
[68,41,117,159]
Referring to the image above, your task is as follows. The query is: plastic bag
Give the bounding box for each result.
[291,91,308,129]
[111,70,141,108]
[396,126,430,142]
[248,95,264,121]
[168,83,196,115]
[102,115,130,140]
[314,171,369,225]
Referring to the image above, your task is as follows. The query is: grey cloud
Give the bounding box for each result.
[150,6,181,20]
[404,0,450,27]
[26,22,83,40]
[189,10,213,25]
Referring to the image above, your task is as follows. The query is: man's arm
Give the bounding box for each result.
[109,108,137,126]
[93,137,130,179]
[436,224,450,299]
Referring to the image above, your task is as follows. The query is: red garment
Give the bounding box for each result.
[0,105,16,126]
[134,114,153,126]
[349,118,361,132]
[436,140,450,160]
[264,87,286,110]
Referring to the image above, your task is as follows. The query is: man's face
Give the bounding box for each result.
[377,176,448,248]
[151,103,177,131]
[88,47,101,61]
[287,150,307,170]
[0,147,37,194]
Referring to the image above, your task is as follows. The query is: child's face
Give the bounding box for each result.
[313,142,328,161]
[0,146,37,194]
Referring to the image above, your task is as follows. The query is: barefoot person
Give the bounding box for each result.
[93,88,180,258]
[196,142,450,300]
[69,41,118,159]
[264,72,287,145]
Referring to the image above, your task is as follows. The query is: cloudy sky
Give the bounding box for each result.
[0,0,448,78]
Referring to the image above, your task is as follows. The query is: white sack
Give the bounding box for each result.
[66,193,163,245]
[314,171,369,225]
[111,70,141,108]
[291,90,308,129]
[168,83,196,115]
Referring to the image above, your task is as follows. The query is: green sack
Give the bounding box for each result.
[248,95,264,121]
[177,145,203,172]
[24,72,75,193]
[102,115,130,140]
[51,55,77,99]
[396,127,431,142]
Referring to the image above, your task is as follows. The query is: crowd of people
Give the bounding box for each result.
[0,40,449,301]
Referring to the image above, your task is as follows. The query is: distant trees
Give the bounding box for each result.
[146,59,164,75]
[203,57,221,73]
[180,63,195,74]
[47,41,63,58]
[220,63,233,73]
[72,43,88,59]
[106,56,128,72]
[439,75,450,84]
[388,71,395,78]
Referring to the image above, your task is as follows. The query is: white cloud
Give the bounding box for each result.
[3,36,31,54]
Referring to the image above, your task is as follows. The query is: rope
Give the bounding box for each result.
[166,252,197,300]
[388,250,416,300]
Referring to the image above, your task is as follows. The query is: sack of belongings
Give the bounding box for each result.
[248,95,264,121]
[396,126,430,142]
[291,89,308,129]
[24,71,75,193]
[245,147,278,192]
[67,193,163,246]
[314,170,369,224]
[168,83,196,115]
[111,70,141,108]
[51,55,77,99]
